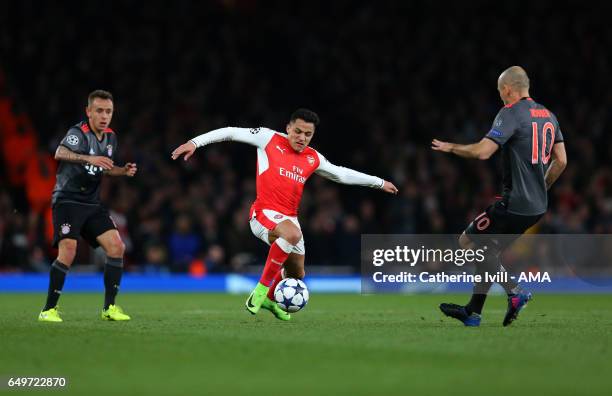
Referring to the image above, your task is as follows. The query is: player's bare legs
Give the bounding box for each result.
[96,230,130,320]
[57,238,78,268]
[269,220,303,247]
[283,253,305,279]
[39,239,78,322]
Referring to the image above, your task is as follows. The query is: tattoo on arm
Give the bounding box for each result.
[55,146,88,163]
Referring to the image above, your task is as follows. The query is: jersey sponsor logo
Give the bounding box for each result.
[279,166,306,184]
[276,145,286,154]
[66,135,79,146]
[61,223,71,235]
[489,129,503,137]
[250,127,261,134]
[306,155,315,166]
[107,145,113,157]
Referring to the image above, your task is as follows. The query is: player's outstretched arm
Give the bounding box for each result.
[545,142,567,190]
[315,153,398,194]
[55,145,114,170]
[171,127,275,161]
[431,138,498,160]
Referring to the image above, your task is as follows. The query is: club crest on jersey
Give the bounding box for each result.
[66,135,79,146]
[61,223,71,235]
[306,155,315,166]
[107,145,113,157]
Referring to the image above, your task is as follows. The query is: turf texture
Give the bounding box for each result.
[1,293,611,395]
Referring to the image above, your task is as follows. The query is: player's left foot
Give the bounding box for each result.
[503,290,532,327]
[261,297,291,321]
[245,283,269,315]
[439,303,481,327]
[101,304,131,321]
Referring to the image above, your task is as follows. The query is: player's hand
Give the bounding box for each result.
[171,141,197,161]
[87,156,114,170]
[124,163,137,177]
[431,139,454,153]
[382,181,399,195]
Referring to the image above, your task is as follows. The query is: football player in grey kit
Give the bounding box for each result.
[432,66,567,326]
[39,90,137,322]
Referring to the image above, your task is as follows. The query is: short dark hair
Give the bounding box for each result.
[88,89,113,106]
[290,108,320,126]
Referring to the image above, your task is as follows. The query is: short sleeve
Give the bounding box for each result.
[485,107,519,146]
[59,128,88,153]
[552,115,564,143]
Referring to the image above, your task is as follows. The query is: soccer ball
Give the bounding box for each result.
[274,278,309,313]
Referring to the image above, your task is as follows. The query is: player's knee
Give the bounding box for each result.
[58,239,77,265]
[284,229,302,246]
[106,238,126,258]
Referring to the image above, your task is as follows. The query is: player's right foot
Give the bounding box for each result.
[439,303,481,327]
[38,307,62,322]
[503,290,532,327]
[245,283,269,315]
[261,297,291,321]
[101,304,131,321]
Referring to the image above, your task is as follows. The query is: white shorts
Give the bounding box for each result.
[249,209,305,255]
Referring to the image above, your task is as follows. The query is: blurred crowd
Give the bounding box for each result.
[0,1,610,273]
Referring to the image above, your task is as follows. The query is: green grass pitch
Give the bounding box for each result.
[1,293,611,395]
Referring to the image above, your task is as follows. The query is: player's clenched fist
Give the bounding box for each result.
[171,141,197,161]
[124,163,137,177]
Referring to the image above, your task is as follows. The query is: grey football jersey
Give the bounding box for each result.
[52,121,118,205]
[485,98,564,216]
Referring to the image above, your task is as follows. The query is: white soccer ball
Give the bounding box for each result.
[274,278,309,313]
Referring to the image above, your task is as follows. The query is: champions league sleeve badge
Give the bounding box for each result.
[66,135,79,146]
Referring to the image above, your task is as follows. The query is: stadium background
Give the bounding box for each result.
[0,0,610,277]
[2,3,612,396]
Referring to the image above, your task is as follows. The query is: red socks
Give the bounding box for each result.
[259,238,293,287]
[267,270,284,299]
